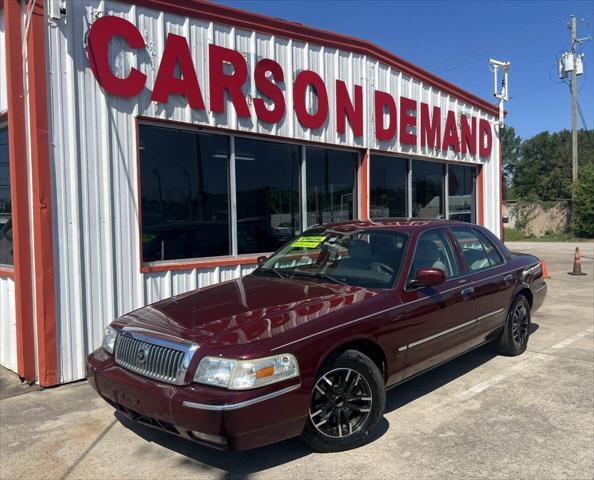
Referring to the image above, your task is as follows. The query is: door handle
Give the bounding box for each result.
[503,274,513,283]
[461,286,475,299]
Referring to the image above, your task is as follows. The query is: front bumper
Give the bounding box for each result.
[87,349,309,450]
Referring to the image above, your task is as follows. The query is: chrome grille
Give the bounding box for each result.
[115,332,189,384]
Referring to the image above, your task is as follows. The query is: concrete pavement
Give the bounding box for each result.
[1,242,593,479]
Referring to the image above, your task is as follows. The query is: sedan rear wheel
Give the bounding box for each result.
[495,294,531,356]
[302,350,385,452]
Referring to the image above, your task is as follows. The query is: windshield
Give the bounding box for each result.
[256,227,409,289]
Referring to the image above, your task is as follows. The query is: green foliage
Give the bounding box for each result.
[572,162,594,238]
[503,227,526,241]
[501,127,522,200]
[508,129,594,201]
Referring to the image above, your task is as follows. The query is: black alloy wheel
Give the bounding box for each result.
[495,294,531,356]
[302,350,385,452]
[309,368,373,438]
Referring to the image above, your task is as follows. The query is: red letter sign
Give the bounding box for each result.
[460,115,477,155]
[399,97,417,145]
[209,44,251,118]
[151,33,205,109]
[254,59,285,124]
[336,80,363,137]
[87,15,147,97]
[420,103,441,149]
[374,90,397,141]
[293,70,329,129]
[479,119,492,157]
[442,111,460,153]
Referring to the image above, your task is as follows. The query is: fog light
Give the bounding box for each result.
[189,430,227,447]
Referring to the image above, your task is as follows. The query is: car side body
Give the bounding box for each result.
[87,219,547,450]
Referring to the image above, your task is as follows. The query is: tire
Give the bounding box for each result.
[495,294,531,356]
[301,349,386,452]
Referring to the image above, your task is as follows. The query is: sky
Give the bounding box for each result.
[220,0,594,140]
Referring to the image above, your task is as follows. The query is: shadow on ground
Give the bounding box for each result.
[116,325,539,478]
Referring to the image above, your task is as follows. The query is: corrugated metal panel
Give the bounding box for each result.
[0,6,7,112]
[0,276,18,373]
[45,0,499,383]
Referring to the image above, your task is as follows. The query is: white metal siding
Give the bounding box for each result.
[0,276,18,373]
[0,7,7,112]
[0,7,18,374]
[45,1,500,383]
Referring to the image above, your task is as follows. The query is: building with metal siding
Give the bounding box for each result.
[0,0,502,385]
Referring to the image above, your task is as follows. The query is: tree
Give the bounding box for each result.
[510,129,594,201]
[501,126,522,200]
[572,162,594,237]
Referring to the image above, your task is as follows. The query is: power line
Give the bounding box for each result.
[425,16,568,71]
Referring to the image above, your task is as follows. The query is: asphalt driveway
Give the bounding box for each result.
[1,241,593,480]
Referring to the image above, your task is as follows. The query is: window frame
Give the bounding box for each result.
[369,153,409,219]
[136,117,360,272]
[446,163,477,223]
[367,153,477,223]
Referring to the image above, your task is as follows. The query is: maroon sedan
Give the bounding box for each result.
[87,219,547,452]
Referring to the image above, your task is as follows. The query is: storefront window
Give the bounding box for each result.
[306,148,357,226]
[139,125,230,262]
[0,126,12,267]
[448,165,476,223]
[235,138,301,254]
[412,160,444,218]
[370,155,407,218]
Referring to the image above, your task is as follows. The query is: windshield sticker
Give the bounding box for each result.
[291,236,327,249]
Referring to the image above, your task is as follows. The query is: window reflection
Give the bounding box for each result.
[448,165,475,223]
[140,125,230,261]
[0,127,12,267]
[370,155,407,218]
[306,148,356,226]
[412,160,444,218]
[235,137,301,254]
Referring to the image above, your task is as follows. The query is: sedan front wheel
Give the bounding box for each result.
[301,349,385,452]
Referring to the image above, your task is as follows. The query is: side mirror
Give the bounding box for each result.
[414,268,446,287]
[256,255,268,266]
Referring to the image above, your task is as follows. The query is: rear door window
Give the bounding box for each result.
[450,227,502,272]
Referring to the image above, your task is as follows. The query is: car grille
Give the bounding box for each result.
[114,333,187,384]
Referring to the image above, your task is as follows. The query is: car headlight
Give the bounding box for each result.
[101,325,118,355]
[194,354,299,390]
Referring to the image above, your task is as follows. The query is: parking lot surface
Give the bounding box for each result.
[1,242,593,480]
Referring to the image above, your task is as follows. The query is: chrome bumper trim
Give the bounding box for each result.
[182,383,301,411]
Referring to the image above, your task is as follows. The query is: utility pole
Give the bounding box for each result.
[560,17,592,185]
[570,16,578,185]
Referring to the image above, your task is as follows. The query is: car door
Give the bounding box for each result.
[401,228,477,378]
[449,227,515,343]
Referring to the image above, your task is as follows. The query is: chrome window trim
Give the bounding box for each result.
[116,328,199,385]
[182,383,301,411]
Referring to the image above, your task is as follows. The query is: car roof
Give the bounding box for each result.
[309,218,476,233]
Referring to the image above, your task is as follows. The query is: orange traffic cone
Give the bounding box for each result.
[568,247,587,276]
[541,259,550,279]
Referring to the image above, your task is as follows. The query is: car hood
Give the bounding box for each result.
[118,274,379,347]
